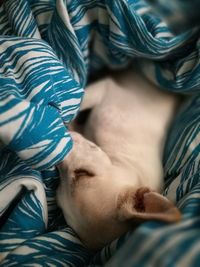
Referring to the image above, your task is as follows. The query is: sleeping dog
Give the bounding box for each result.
[56,67,181,250]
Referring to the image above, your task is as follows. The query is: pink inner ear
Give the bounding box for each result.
[133,187,181,223]
[134,187,151,212]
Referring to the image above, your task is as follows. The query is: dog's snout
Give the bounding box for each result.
[70,131,82,142]
[70,131,100,151]
[88,142,99,150]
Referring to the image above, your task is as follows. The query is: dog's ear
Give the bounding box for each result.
[117,187,181,223]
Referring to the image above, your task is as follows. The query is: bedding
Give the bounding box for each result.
[0,0,200,266]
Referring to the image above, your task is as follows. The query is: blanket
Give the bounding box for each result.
[0,0,200,266]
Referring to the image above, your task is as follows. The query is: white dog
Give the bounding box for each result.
[56,67,181,250]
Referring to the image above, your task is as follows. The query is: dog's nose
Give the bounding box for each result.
[70,131,98,148]
[70,131,82,143]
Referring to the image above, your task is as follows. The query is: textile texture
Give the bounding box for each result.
[0,0,200,266]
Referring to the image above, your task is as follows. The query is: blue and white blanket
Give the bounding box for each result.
[0,0,200,266]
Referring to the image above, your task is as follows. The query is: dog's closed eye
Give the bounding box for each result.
[74,168,95,180]
[69,169,95,193]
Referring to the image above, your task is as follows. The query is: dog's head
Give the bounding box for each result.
[56,132,181,250]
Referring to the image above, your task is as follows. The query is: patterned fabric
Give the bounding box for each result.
[0,0,199,266]
[147,0,200,33]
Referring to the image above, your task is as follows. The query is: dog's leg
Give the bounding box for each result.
[70,78,107,132]
[80,78,107,111]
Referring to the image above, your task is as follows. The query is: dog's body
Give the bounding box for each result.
[57,68,181,250]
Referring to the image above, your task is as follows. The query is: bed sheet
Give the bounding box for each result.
[0,1,200,266]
